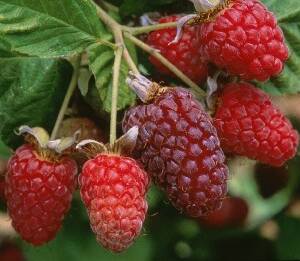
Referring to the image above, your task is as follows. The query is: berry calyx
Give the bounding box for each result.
[214,82,299,166]
[5,126,78,245]
[146,15,208,83]
[77,127,149,252]
[123,73,229,217]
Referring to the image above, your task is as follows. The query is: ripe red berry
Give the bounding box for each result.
[214,82,299,166]
[5,144,77,245]
[123,86,228,217]
[79,154,149,253]
[198,197,248,228]
[198,0,288,81]
[146,15,208,83]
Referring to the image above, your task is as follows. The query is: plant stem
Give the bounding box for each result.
[50,57,81,140]
[123,46,139,73]
[110,46,123,145]
[123,22,177,35]
[94,3,138,73]
[102,1,119,12]
[124,32,206,97]
[97,38,116,49]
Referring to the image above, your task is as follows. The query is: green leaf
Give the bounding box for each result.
[0,0,110,58]
[257,0,300,95]
[87,43,136,112]
[0,57,72,148]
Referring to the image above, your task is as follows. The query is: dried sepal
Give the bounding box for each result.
[109,126,139,156]
[126,72,162,103]
[76,127,139,158]
[16,125,50,148]
[189,0,222,13]
[76,140,108,159]
[16,126,80,157]
[126,72,168,103]
[48,130,81,154]
[206,72,222,112]
[168,14,198,45]
[139,13,159,26]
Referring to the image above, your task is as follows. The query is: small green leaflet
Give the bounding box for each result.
[87,43,136,112]
[0,0,110,58]
[0,57,72,148]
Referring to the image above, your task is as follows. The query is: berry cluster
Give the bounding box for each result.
[147,0,288,82]
[143,0,298,167]
[3,126,148,252]
[1,0,299,255]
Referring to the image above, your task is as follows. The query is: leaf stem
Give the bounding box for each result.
[110,45,123,145]
[50,57,81,140]
[122,22,177,35]
[123,32,206,97]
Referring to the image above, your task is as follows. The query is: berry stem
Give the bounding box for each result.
[50,57,81,140]
[123,32,206,98]
[110,45,123,145]
[122,22,177,35]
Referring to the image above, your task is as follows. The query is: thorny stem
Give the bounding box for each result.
[124,32,206,97]
[50,57,81,140]
[110,46,123,145]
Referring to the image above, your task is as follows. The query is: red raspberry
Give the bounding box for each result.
[146,15,208,83]
[5,144,77,245]
[79,154,149,252]
[198,197,248,228]
[214,82,299,166]
[199,0,288,81]
[123,87,228,217]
